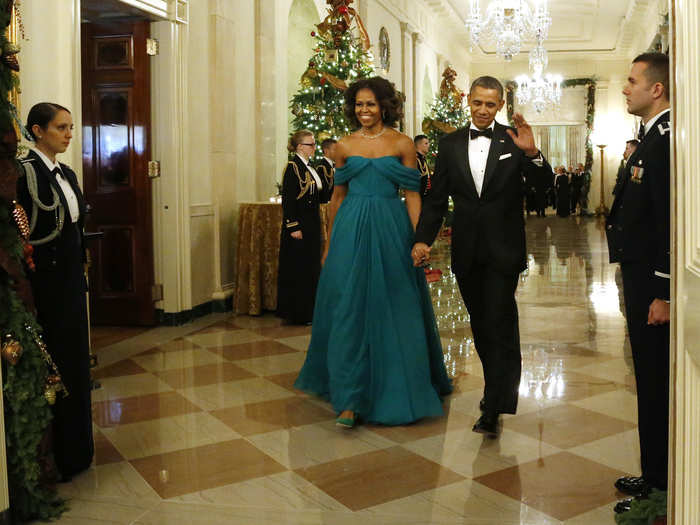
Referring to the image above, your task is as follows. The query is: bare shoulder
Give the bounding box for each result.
[390,129,415,154]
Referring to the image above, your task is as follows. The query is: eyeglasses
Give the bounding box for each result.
[300,143,316,147]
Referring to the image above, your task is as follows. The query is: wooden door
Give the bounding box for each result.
[81,21,155,325]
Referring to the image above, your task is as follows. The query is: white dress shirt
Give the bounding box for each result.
[468,122,496,196]
[643,108,670,136]
[33,148,79,223]
[296,153,323,190]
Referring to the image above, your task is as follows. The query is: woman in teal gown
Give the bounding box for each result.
[294,77,452,426]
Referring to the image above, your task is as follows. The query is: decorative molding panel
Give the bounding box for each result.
[190,204,215,218]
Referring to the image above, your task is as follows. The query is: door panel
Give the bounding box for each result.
[82,21,154,325]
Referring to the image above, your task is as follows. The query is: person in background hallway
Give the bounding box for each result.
[414,134,432,198]
[16,102,94,482]
[577,162,592,214]
[277,129,329,325]
[607,52,670,516]
[294,77,452,428]
[413,76,552,438]
[316,138,337,198]
[570,165,583,215]
[613,139,639,196]
[555,166,570,217]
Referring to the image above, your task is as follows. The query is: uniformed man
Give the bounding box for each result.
[607,52,670,515]
[315,138,337,199]
[613,139,639,196]
[414,134,432,198]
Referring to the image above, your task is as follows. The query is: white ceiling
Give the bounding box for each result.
[423,0,664,62]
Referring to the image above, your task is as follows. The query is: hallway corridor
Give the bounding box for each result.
[55,216,638,524]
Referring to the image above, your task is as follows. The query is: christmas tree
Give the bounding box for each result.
[422,66,470,167]
[0,0,65,520]
[290,0,374,155]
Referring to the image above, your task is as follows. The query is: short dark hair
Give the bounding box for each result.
[344,77,403,129]
[320,138,337,153]
[633,52,670,99]
[26,102,71,141]
[414,134,428,145]
[626,139,640,147]
[469,76,504,100]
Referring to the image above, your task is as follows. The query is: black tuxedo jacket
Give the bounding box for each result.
[415,122,552,275]
[606,111,670,300]
[17,150,87,271]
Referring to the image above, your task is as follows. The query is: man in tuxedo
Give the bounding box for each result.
[607,52,670,515]
[412,76,552,437]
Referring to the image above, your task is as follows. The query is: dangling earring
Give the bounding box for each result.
[382,110,387,120]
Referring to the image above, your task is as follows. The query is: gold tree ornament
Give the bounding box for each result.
[1,335,22,365]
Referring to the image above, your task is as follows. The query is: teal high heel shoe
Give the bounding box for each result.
[336,412,356,428]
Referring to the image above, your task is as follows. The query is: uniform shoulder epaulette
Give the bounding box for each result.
[19,156,35,164]
[283,160,302,184]
[658,122,671,136]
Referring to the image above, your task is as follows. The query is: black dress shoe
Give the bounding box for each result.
[472,413,499,437]
[615,476,651,496]
[614,498,633,514]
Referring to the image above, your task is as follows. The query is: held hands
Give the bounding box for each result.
[412,242,431,267]
[648,299,670,325]
[291,230,303,240]
[506,113,539,157]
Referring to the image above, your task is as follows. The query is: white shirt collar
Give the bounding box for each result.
[295,153,311,166]
[323,156,334,167]
[469,121,496,133]
[32,147,61,173]
[643,108,670,135]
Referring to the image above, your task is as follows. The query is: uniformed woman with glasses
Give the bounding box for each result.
[277,130,330,324]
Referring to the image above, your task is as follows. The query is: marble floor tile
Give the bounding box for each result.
[251,324,313,339]
[93,427,125,466]
[403,427,561,478]
[91,373,174,403]
[51,498,154,524]
[230,314,285,330]
[153,361,256,389]
[234,350,308,376]
[130,439,286,498]
[57,461,160,503]
[295,446,464,511]
[93,359,148,380]
[173,470,347,511]
[130,347,225,372]
[571,388,639,423]
[504,404,636,449]
[178,377,294,411]
[275,334,313,351]
[264,371,306,394]
[137,338,203,355]
[246,420,396,470]
[474,451,628,521]
[100,412,240,460]
[365,407,473,444]
[208,339,299,361]
[93,391,202,428]
[568,429,641,475]
[210,396,335,436]
[184,329,267,348]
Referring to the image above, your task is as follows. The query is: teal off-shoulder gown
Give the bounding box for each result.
[293,156,452,425]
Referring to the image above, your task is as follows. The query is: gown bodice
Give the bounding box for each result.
[335,156,421,198]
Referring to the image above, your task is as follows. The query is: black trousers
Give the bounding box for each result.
[621,262,669,490]
[456,264,521,414]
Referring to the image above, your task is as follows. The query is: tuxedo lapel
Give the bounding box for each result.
[454,126,478,198]
[481,124,506,196]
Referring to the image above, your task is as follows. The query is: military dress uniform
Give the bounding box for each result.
[277,154,330,324]
[606,109,671,491]
[417,152,431,199]
[315,156,335,199]
[16,149,94,480]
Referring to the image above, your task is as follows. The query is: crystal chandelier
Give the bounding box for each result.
[466,0,552,61]
[515,71,563,113]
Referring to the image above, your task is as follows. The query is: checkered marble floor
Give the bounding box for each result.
[52,216,639,524]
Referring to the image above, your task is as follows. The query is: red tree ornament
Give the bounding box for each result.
[338,5,348,14]
[311,31,316,37]
[320,77,327,86]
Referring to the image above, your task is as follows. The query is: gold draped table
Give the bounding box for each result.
[234,202,328,315]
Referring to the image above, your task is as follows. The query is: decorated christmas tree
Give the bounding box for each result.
[290,0,375,154]
[422,66,471,167]
[0,0,65,520]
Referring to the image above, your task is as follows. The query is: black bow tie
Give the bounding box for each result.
[637,121,646,141]
[470,128,493,140]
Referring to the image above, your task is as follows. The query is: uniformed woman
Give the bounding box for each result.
[16,102,93,481]
[277,130,329,324]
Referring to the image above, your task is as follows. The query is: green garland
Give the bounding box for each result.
[505,77,597,172]
[614,489,667,525]
[0,0,65,520]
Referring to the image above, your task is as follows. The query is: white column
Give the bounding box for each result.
[399,22,414,136]
[411,32,422,135]
[21,0,82,178]
[670,1,700,522]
